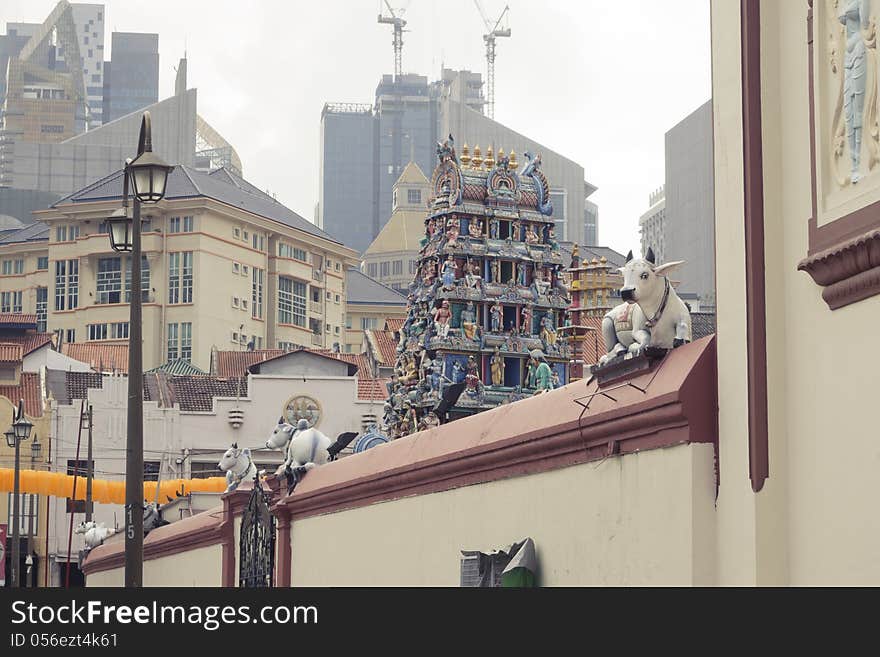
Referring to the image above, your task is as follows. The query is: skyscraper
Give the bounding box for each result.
[320,69,595,254]
[102,32,158,123]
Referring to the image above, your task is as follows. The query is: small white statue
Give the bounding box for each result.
[75,521,116,550]
[265,418,332,477]
[218,443,257,492]
[599,248,692,366]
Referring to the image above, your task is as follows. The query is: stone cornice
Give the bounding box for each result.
[797,228,880,310]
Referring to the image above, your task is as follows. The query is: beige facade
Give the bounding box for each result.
[711,0,880,585]
[362,161,431,293]
[0,169,361,372]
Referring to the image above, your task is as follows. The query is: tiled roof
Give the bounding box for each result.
[148,358,207,375]
[0,343,24,362]
[54,165,342,245]
[346,269,408,306]
[0,222,49,245]
[214,349,286,378]
[0,333,54,356]
[357,378,390,401]
[365,329,397,366]
[0,313,37,327]
[385,317,405,332]
[247,348,359,376]
[0,371,43,417]
[326,351,372,379]
[164,375,248,412]
[62,371,105,402]
[61,343,129,373]
[691,312,716,341]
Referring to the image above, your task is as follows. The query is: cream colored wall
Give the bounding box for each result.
[0,245,50,316]
[85,545,223,587]
[712,0,880,585]
[290,443,717,586]
[345,303,405,352]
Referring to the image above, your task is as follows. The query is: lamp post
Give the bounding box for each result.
[106,111,172,588]
[28,434,41,587]
[6,399,33,588]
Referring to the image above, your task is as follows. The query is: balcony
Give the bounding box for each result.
[309,300,323,314]
[311,333,323,346]
[312,270,324,283]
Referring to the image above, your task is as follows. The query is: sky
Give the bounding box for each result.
[3,0,711,256]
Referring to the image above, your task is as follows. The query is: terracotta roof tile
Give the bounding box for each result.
[0,313,37,326]
[166,375,248,412]
[357,378,390,401]
[62,343,129,373]
[0,372,43,416]
[0,343,24,362]
[384,317,405,332]
[0,333,54,356]
[366,329,397,366]
[214,349,285,378]
[64,371,104,401]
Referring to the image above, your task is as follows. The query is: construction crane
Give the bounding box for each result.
[474,1,510,120]
[378,0,408,80]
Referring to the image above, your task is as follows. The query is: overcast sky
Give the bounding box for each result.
[4,0,711,256]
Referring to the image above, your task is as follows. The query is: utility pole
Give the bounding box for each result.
[85,405,93,523]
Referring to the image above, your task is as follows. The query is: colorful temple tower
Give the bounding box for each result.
[384,136,572,439]
[561,249,623,380]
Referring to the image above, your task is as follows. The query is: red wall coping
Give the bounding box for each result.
[275,335,717,522]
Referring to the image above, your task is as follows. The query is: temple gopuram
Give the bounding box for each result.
[384,136,571,439]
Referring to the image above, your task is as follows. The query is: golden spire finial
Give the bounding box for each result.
[460,143,471,166]
[485,145,495,169]
[508,149,517,171]
[472,144,483,169]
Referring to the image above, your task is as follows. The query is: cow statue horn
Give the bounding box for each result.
[646,247,656,265]
[625,250,634,263]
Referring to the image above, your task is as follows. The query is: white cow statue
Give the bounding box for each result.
[75,521,116,550]
[265,418,332,477]
[598,248,692,366]
[218,443,258,492]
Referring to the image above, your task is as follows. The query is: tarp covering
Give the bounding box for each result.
[0,468,226,504]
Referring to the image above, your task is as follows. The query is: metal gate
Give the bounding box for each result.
[238,477,275,587]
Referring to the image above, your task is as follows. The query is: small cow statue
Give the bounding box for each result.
[598,248,692,366]
[218,443,257,493]
[265,418,359,492]
[143,502,169,534]
[75,521,116,550]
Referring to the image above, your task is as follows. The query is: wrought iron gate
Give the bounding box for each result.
[238,477,275,587]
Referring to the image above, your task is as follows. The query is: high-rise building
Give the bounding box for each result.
[664,101,714,307]
[102,32,158,123]
[320,69,596,254]
[583,181,599,245]
[639,185,666,264]
[65,3,104,129]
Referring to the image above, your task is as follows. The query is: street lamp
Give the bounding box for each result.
[106,110,172,588]
[6,399,32,588]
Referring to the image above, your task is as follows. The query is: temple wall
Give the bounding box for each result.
[289,443,716,586]
[85,545,223,588]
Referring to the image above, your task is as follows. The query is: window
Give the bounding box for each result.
[326,323,331,333]
[278,341,296,351]
[169,216,181,232]
[335,294,340,304]
[252,268,263,319]
[168,252,194,304]
[86,322,129,341]
[279,243,308,261]
[242,298,248,311]
[183,215,194,232]
[36,288,47,332]
[65,329,75,344]
[312,288,321,304]
[1,292,14,312]
[1,260,10,275]
[66,460,92,513]
[54,260,78,310]
[96,257,122,304]
[361,317,378,330]
[312,254,324,271]
[243,230,249,242]
[232,262,241,274]
[408,188,422,204]
[190,462,220,479]
[242,265,249,276]
[278,277,306,326]
[326,291,332,301]
[410,260,418,274]
[367,263,378,278]
[37,257,48,270]
[380,262,390,278]
[233,227,241,239]
[232,296,240,308]
[13,259,23,274]
[345,315,352,329]
[393,260,403,276]
[335,262,340,271]
[6,493,38,534]
[334,325,340,335]
[124,255,150,303]
[55,225,79,242]
[167,323,192,361]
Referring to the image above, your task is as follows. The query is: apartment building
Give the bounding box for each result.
[0,166,360,372]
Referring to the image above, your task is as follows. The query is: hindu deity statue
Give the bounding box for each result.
[464,355,481,394]
[524,224,540,244]
[540,314,558,348]
[465,259,482,289]
[490,259,501,284]
[490,300,503,333]
[520,303,533,335]
[490,347,505,386]
[432,300,453,338]
[440,255,459,289]
[469,218,483,238]
[460,300,479,341]
[489,218,500,239]
[511,220,522,241]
